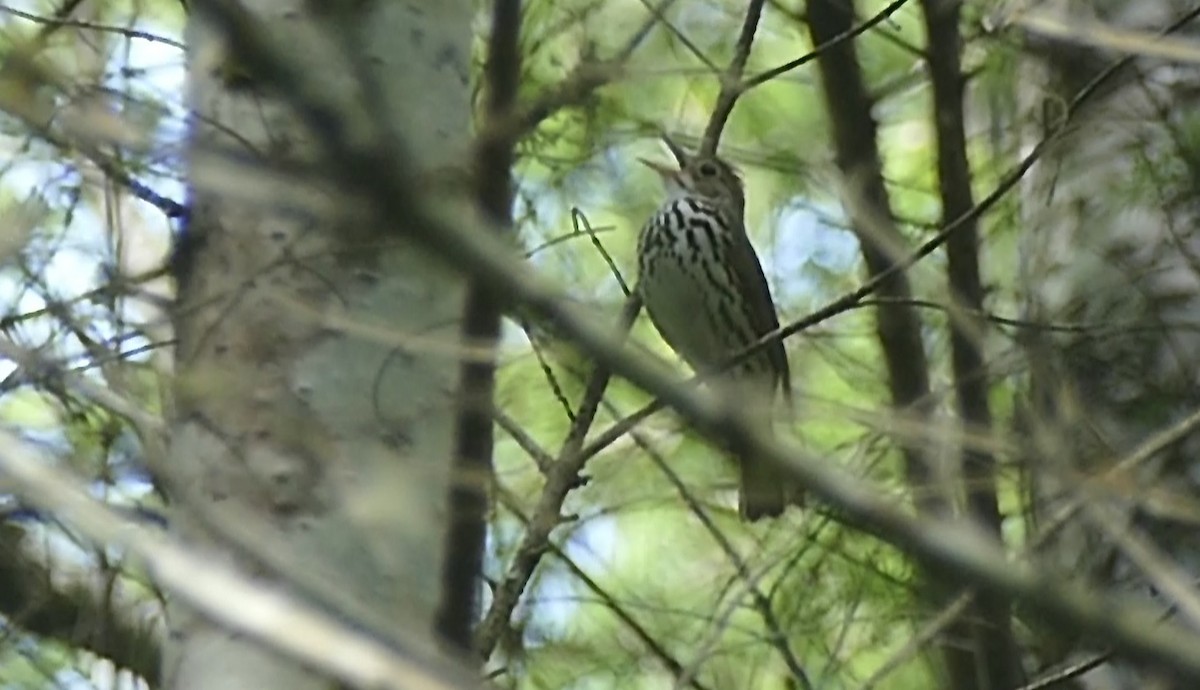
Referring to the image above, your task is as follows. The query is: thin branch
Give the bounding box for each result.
[479,0,682,150]
[495,487,713,690]
[573,208,630,295]
[0,5,185,48]
[743,0,910,91]
[600,398,815,690]
[857,592,973,690]
[493,409,554,474]
[1081,502,1200,630]
[474,296,641,659]
[1016,653,1111,690]
[1032,405,1200,549]
[855,297,1195,336]
[700,0,766,155]
[635,0,720,73]
[0,60,188,220]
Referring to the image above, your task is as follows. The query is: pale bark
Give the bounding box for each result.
[1019,1,1200,686]
[166,2,471,689]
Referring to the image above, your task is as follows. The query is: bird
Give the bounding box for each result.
[636,137,799,520]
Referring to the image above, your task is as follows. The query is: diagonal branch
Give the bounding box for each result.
[0,430,484,690]
[495,486,713,690]
[743,0,910,91]
[700,0,767,155]
[474,296,642,659]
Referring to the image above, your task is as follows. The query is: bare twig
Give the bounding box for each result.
[635,0,720,73]
[0,5,185,48]
[857,592,974,690]
[1081,502,1200,630]
[1016,653,1111,690]
[479,0,682,149]
[0,65,187,220]
[474,296,642,659]
[573,208,630,295]
[700,0,767,155]
[743,0,910,91]
[1033,406,1200,548]
[495,486,713,690]
[493,409,554,474]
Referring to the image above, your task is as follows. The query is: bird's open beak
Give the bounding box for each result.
[639,158,677,179]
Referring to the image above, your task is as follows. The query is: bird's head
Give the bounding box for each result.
[640,137,745,218]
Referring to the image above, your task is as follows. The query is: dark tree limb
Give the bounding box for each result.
[921,0,1024,686]
[805,1,1006,687]
[804,0,938,513]
[436,0,522,656]
[0,521,162,682]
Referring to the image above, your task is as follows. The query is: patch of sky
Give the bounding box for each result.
[480,520,580,647]
[767,198,860,305]
[115,19,188,205]
[478,515,617,646]
[561,511,617,575]
[0,16,185,376]
[521,515,619,644]
[516,177,571,270]
[524,566,577,643]
[483,515,526,584]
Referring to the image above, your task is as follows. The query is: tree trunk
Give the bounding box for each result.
[1019,1,1200,687]
[165,2,472,688]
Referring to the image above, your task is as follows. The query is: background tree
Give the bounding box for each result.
[0,2,1199,690]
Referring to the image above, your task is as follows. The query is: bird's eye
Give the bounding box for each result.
[697,162,719,177]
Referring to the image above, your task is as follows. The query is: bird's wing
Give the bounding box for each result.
[728,228,792,400]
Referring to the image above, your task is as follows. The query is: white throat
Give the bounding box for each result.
[663,177,688,201]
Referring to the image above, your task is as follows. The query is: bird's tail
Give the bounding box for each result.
[737,453,803,521]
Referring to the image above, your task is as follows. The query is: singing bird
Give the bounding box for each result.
[636,138,799,520]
